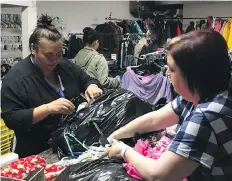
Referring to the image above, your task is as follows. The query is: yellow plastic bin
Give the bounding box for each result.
[0,117,14,155]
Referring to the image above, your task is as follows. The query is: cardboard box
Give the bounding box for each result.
[0,167,45,181]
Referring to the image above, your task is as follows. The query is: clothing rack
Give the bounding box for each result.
[69,32,142,36]
[105,17,123,21]
[68,33,83,36]
[105,16,141,21]
[159,16,232,20]
[140,50,166,60]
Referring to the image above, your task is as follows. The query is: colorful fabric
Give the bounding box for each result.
[123,136,173,180]
[1,155,46,180]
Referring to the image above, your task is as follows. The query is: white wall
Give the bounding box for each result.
[183,1,232,29]
[1,0,36,7]
[36,1,134,34]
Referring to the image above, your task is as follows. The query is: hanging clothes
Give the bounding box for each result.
[222,20,231,46]
[185,21,195,33]
[95,22,120,58]
[220,20,227,35]
[121,68,174,105]
[66,35,84,59]
[214,19,222,32]
[227,18,232,50]
[134,37,147,59]
[139,39,159,57]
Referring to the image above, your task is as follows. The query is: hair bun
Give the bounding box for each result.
[37,14,54,28]
[83,27,92,34]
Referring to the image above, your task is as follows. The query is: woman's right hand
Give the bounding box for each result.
[47,98,76,114]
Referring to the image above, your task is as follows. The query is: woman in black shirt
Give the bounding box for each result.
[1,15,102,157]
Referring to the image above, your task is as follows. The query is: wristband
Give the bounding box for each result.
[120,147,132,162]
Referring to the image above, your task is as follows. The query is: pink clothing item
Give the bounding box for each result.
[123,163,142,180]
[123,136,173,180]
[123,136,188,181]
[214,20,222,32]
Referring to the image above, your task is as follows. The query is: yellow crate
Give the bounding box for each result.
[0,118,14,155]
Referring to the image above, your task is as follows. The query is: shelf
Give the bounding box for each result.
[1,50,22,58]
[1,28,21,36]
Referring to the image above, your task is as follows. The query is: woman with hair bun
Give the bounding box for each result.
[75,27,120,89]
[1,14,102,157]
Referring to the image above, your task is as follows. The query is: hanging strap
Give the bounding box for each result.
[31,56,65,98]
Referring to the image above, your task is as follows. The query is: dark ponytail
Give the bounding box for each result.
[29,14,62,50]
[83,27,99,45]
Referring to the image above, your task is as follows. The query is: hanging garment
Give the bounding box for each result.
[214,19,222,32]
[177,24,181,35]
[137,20,146,33]
[139,40,159,57]
[220,20,227,35]
[207,16,213,29]
[124,55,136,67]
[227,18,232,50]
[67,35,84,59]
[121,69,174,105]
[95,23,118,58]
[134,37,147,59]
[222,20,231,43]
[128,20,142,40]
[117,20,131,34]
[120,42,125,69]
[185,21,195,33]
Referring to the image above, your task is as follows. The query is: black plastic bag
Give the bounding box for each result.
[55,158,139,181]
[49,89,153,154]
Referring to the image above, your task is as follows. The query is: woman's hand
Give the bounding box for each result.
[47,98,75,114]
[85,84,103,102]
[108,141,131,158]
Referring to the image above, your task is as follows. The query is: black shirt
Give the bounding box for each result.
[1,55,100,158]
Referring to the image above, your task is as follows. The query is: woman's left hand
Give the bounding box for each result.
[108,141,131,158]
[85,84,103,102]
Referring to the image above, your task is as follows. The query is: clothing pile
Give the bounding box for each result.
[123,135,173,180]
[56,158,139,181]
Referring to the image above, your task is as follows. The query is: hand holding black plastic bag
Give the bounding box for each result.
[49,89,153,154]
[55,158,139,181]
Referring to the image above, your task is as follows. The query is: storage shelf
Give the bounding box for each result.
[1,50,22,58]
[1,28,21,36]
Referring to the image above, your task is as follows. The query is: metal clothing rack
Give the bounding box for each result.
[105,17,123,21]
[159,16,232,20]
[140,50,166,60]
